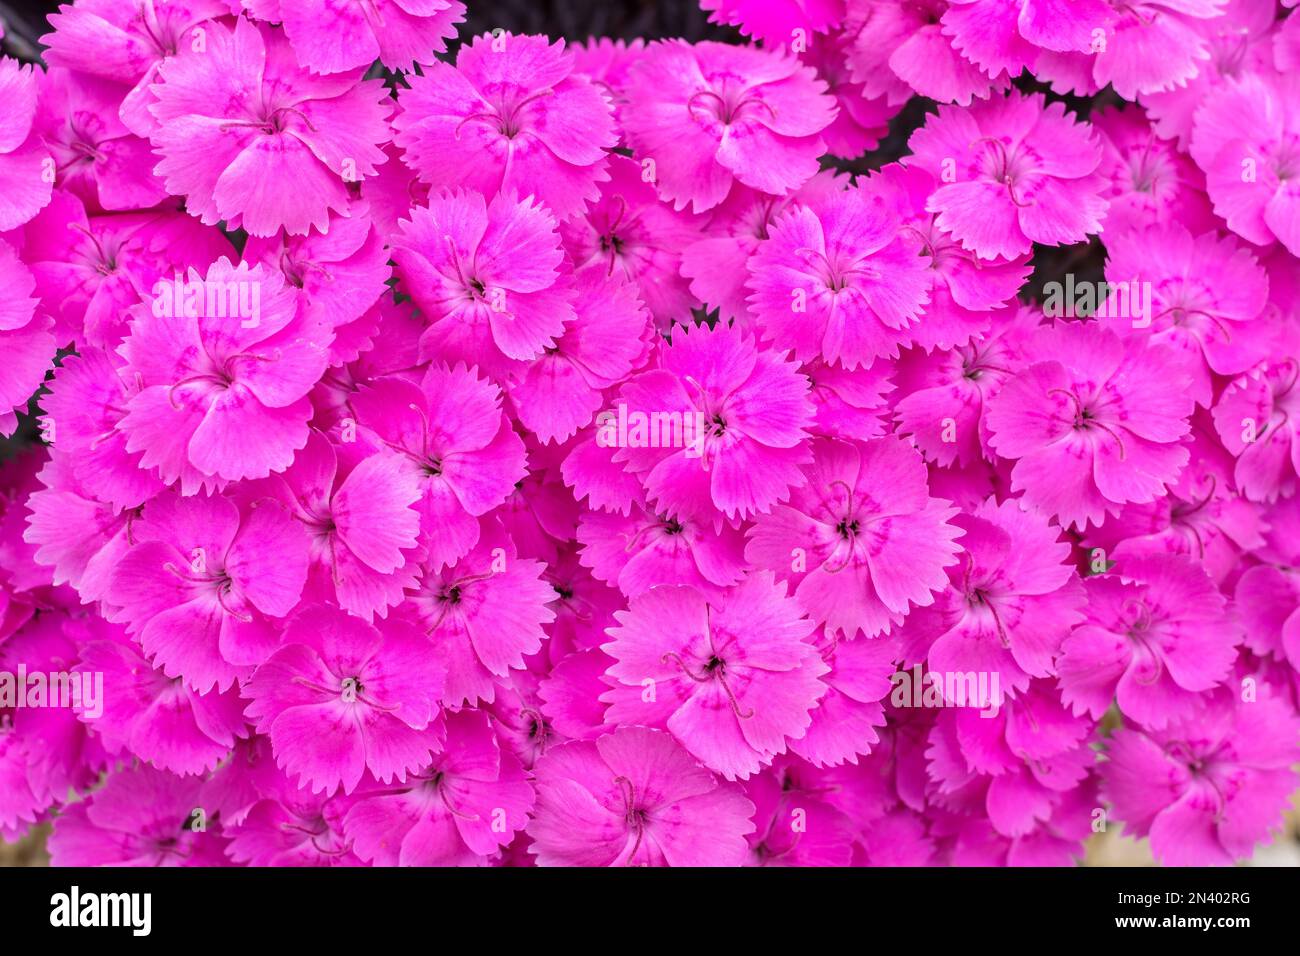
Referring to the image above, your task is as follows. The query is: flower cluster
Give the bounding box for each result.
[0,0,1298,868]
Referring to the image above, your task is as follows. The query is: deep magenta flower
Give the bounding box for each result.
[527,726,756,865]
[746,437,964,639]
[905,91,1109,260]
[148,17,393,237]
[5,0,1300,873]
[394,32,616,220]
[621,39,836,212]
[1103,692,1300,866]
[601,574,827,780]
[243,604,447,795]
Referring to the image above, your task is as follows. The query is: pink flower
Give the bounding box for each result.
[849,0,1012,106]
[986,321,1194,530]
[621,39,836,213]
[877,162,1031,352]
[746,437,964,639]
[906,498,1085,700]
[1102,223,1270,405]
[788,629,897,768]
[38,346,165,509]
[41,0,230,136]
[743,764,857,865]
[244,604,447,795]
[746,179,932,370]
[109,489,310,692]
[0,58,54,230]
[392,189,575,377]
[527,726,756,865]
[0,613,106,831]
[49,764,229,866]
[224,767,362,866]
[267,0,465,75]
[0,238,54,438]
[1091,0,1228,100]
[942,0,1113,78]
[702,0,846,46]
[349,365,527,569]
[680,172,842,326]
[601,573,827,780]
[76,625,248,775]
[1211,354,1300,502]
[905,91,1108,260]
[1142,0,1277,148]
[893,306,1038,467]
[393,32,616,221]
[1058,554,1239,728]
[343,709,534,865]
[558,154,703,327]
[1091,108,1215,238]
[35,67,168,212]
[928,681,1094,838]
[259,430,421,621]
[612,322,815,525]
[1234,496,1300,670]
[578,502,748,599]
[242,204,391,361]
[805,356,896,442]
[802,31,899,156]
[1090,425,1265,585]
[510,267,649,444]
[22,190,236,349]
[148,17,393,237]
[1103,692,1300,865]
[406,518,555,706]
[119,258,329,489]
[22,455,139,604]
[1190,72,1300,256]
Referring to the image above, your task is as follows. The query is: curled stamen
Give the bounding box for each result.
[1089,417,1128,460]
[621,519,665,554]
[437,777,481,820]
[612,775,648,862]
[1175,473,1218,520]
[1120,597,1152,633]
[310,835,355,857]
[408,401,433,459]
[822,543,855,575]
[984,594,1011,649]
[280,820,328,838]
[1046,386,1084,422]
[1134,650,1164,687]
[661,651,711,683]
[291,674,341,697]
[970,136,1033,206]
[605,194,629,237]
[167,371,228,408]
[1150,304,1233,341]
[69,223,113,267]
[214,584,252,623]
[686,89,727,119]
[454,110,499,139]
